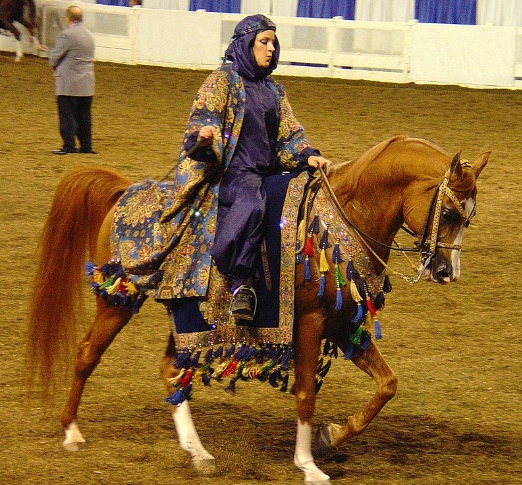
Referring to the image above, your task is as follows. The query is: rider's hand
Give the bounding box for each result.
[307,156,331,170]
[197,126,217,147]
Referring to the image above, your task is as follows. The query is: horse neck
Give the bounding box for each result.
[327,137,449,263]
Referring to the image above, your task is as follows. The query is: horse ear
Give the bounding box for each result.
[471,151,490,179]
[449,151,462,178]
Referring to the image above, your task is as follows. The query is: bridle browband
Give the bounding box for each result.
[318,157,475,282]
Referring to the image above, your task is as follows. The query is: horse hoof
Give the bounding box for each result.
[63,441,82,452]
[192,458,216,475]
[313,424,335,457]
[294,454,330,483]
[63,421,86,452]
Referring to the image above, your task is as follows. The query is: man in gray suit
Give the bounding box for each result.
[49,5,96,154]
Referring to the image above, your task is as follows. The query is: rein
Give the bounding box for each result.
[317,159,474,283]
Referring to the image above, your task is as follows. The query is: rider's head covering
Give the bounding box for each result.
[223,14,280,79]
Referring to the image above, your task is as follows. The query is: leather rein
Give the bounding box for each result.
[318,158,475,283]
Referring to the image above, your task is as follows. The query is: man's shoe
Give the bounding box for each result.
[51,148,78,155]
[229,285,257,321]
[79,149,98,154]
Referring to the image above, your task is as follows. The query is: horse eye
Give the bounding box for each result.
[442,208,460,224]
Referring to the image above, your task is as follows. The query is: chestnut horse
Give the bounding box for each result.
[0,0,44,61]
[28,136,489,483]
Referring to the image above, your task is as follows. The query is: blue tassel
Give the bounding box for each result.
[351,303,363,323]
[335,287,343,310]
[332,241,343,264]
[280,373,289,392]
[225,343,236,358]
[85,261,96,275]
[304,257,311,281]
[343,343,354,360]
[374,292,385,310]
[319,227,331,249]
[347,260,359,281]
[213,345,223,359]
[189,350,201,368]
[374,319,382,339]
[308,214,320,234]
[383,275,392,293]
[174,351,191,369]
[280,347,292,370]
[318,274,326,296]
[204,348,214,364]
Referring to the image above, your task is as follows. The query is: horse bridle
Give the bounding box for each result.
[318,158,476,280]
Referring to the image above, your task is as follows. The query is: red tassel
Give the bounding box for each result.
[303,234,314,256]
[366,296,377,317]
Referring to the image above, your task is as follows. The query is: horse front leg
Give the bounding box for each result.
[293,313,331,483]
[62,298,133,451]
[314,340,398,454]
[160,333,215,469]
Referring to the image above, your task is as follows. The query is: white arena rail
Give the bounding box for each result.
[1,0,521,89]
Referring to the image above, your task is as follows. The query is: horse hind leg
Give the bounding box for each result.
[161,333,215,470]
[62,298,133,451]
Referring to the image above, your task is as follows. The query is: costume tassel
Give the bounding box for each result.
[366,296,377,317]
[335,288,343,309]
[303,234,314,256]
[346,259,359,281]
[383,274,392,293]
[374,292,385,310]
[280,373,289,392]
[343,343,354,360]
[318,274,326,296]
[352,303,363,323]
[304,256,311,281]
[350,280,362,303]
[334,264,346,310]
[374,318,382,339]
[297,218,305,244]
[308,214,320,235]
[350,325,363,345]
[319,249,329,273]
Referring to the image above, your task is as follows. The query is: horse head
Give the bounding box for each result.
[403,144,490,284]
[328,136,489,285]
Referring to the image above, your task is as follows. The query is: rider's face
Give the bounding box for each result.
[253,30,276,69]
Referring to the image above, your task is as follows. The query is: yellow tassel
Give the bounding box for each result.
[364,311,373,330]
[92,269,104,285]
[350,280,362,302]
[319,250,330,273]
[123,279,139,295]
[297,218,305,245]
[106,277,122,295]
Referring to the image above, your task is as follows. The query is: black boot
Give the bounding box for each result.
[229,285,257,321]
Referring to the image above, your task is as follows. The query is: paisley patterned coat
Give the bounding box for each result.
[111,62,317,301]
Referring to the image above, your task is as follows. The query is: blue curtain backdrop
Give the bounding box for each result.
[297,0,355,19]
[189,0,241,12]
[415,0,476,24]
[97,0,129,5]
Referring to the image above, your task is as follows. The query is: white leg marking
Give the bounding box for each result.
[63,421,86,452]
[15,40,24,62]
[294,420,330,483]
[172,401,215,462]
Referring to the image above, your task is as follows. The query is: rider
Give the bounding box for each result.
[181,14,330,320]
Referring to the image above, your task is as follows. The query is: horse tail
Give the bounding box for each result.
[27,166,131,400]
